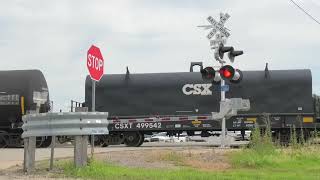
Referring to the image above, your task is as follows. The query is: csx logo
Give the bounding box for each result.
[182,84,212,96]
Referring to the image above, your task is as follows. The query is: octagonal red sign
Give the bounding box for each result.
[87,45,104,81]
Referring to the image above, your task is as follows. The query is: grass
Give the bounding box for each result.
[55,145,320,180]
[55,122,320,180]
[57,155,320,180]
[230,146,320,178]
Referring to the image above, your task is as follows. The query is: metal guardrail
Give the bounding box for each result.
[22,112,109,138]
[22,112,109,173]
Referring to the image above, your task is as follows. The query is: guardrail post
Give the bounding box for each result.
[22,112,109,171]
[91,135,94,158]
[50,136,56,170]
[74,135,88,167]
[23,137,36,173]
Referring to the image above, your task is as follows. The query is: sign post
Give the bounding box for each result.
[199,13,231,148]
[87,45,104,156]
[87,44,104,110]
[92,81,95,111]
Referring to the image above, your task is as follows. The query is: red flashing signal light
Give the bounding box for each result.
[219,65,235,80]
[222,69,232,78]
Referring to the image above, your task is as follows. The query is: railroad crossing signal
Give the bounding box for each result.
[198,12,249,148]
[200,65,243,84]
[206,13,231,39]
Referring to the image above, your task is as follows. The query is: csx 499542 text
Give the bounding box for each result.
[136,122,161,129]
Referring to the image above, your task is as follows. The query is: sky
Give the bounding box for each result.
[0,0,319,111]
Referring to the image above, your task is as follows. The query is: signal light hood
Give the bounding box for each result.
[230,69,243,83]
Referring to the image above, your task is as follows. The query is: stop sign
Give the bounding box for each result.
[87,45,104,81]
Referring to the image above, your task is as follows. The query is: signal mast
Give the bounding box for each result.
[198,13,244,148]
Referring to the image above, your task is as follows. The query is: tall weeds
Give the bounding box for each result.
[232,113,320,168]
[249,113,275,155]
[290,125,298,148]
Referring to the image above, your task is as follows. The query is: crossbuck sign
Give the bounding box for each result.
[206,13,231,39]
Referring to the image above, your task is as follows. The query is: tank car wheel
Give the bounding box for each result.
[40,136,52,148]
[99,135,110,147]
[89,135,103,146]
[124,132,144,147]
[0,136,8,148]
[137,133,144,146]
[101,142,109,147]
[279,129,290,146]
[36,137,45,148]
[303,129,311,143]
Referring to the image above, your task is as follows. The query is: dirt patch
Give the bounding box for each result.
[96,148,233,171]
[160,148,232,171]
[101,149,178,170]
[179,149,232,171]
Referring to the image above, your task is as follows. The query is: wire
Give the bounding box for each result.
[289,0,320,25]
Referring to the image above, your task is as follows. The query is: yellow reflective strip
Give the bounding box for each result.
[303,117,313,123]
[20,96,25,115]
[246,117,257,123]
[192,120,201,125]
